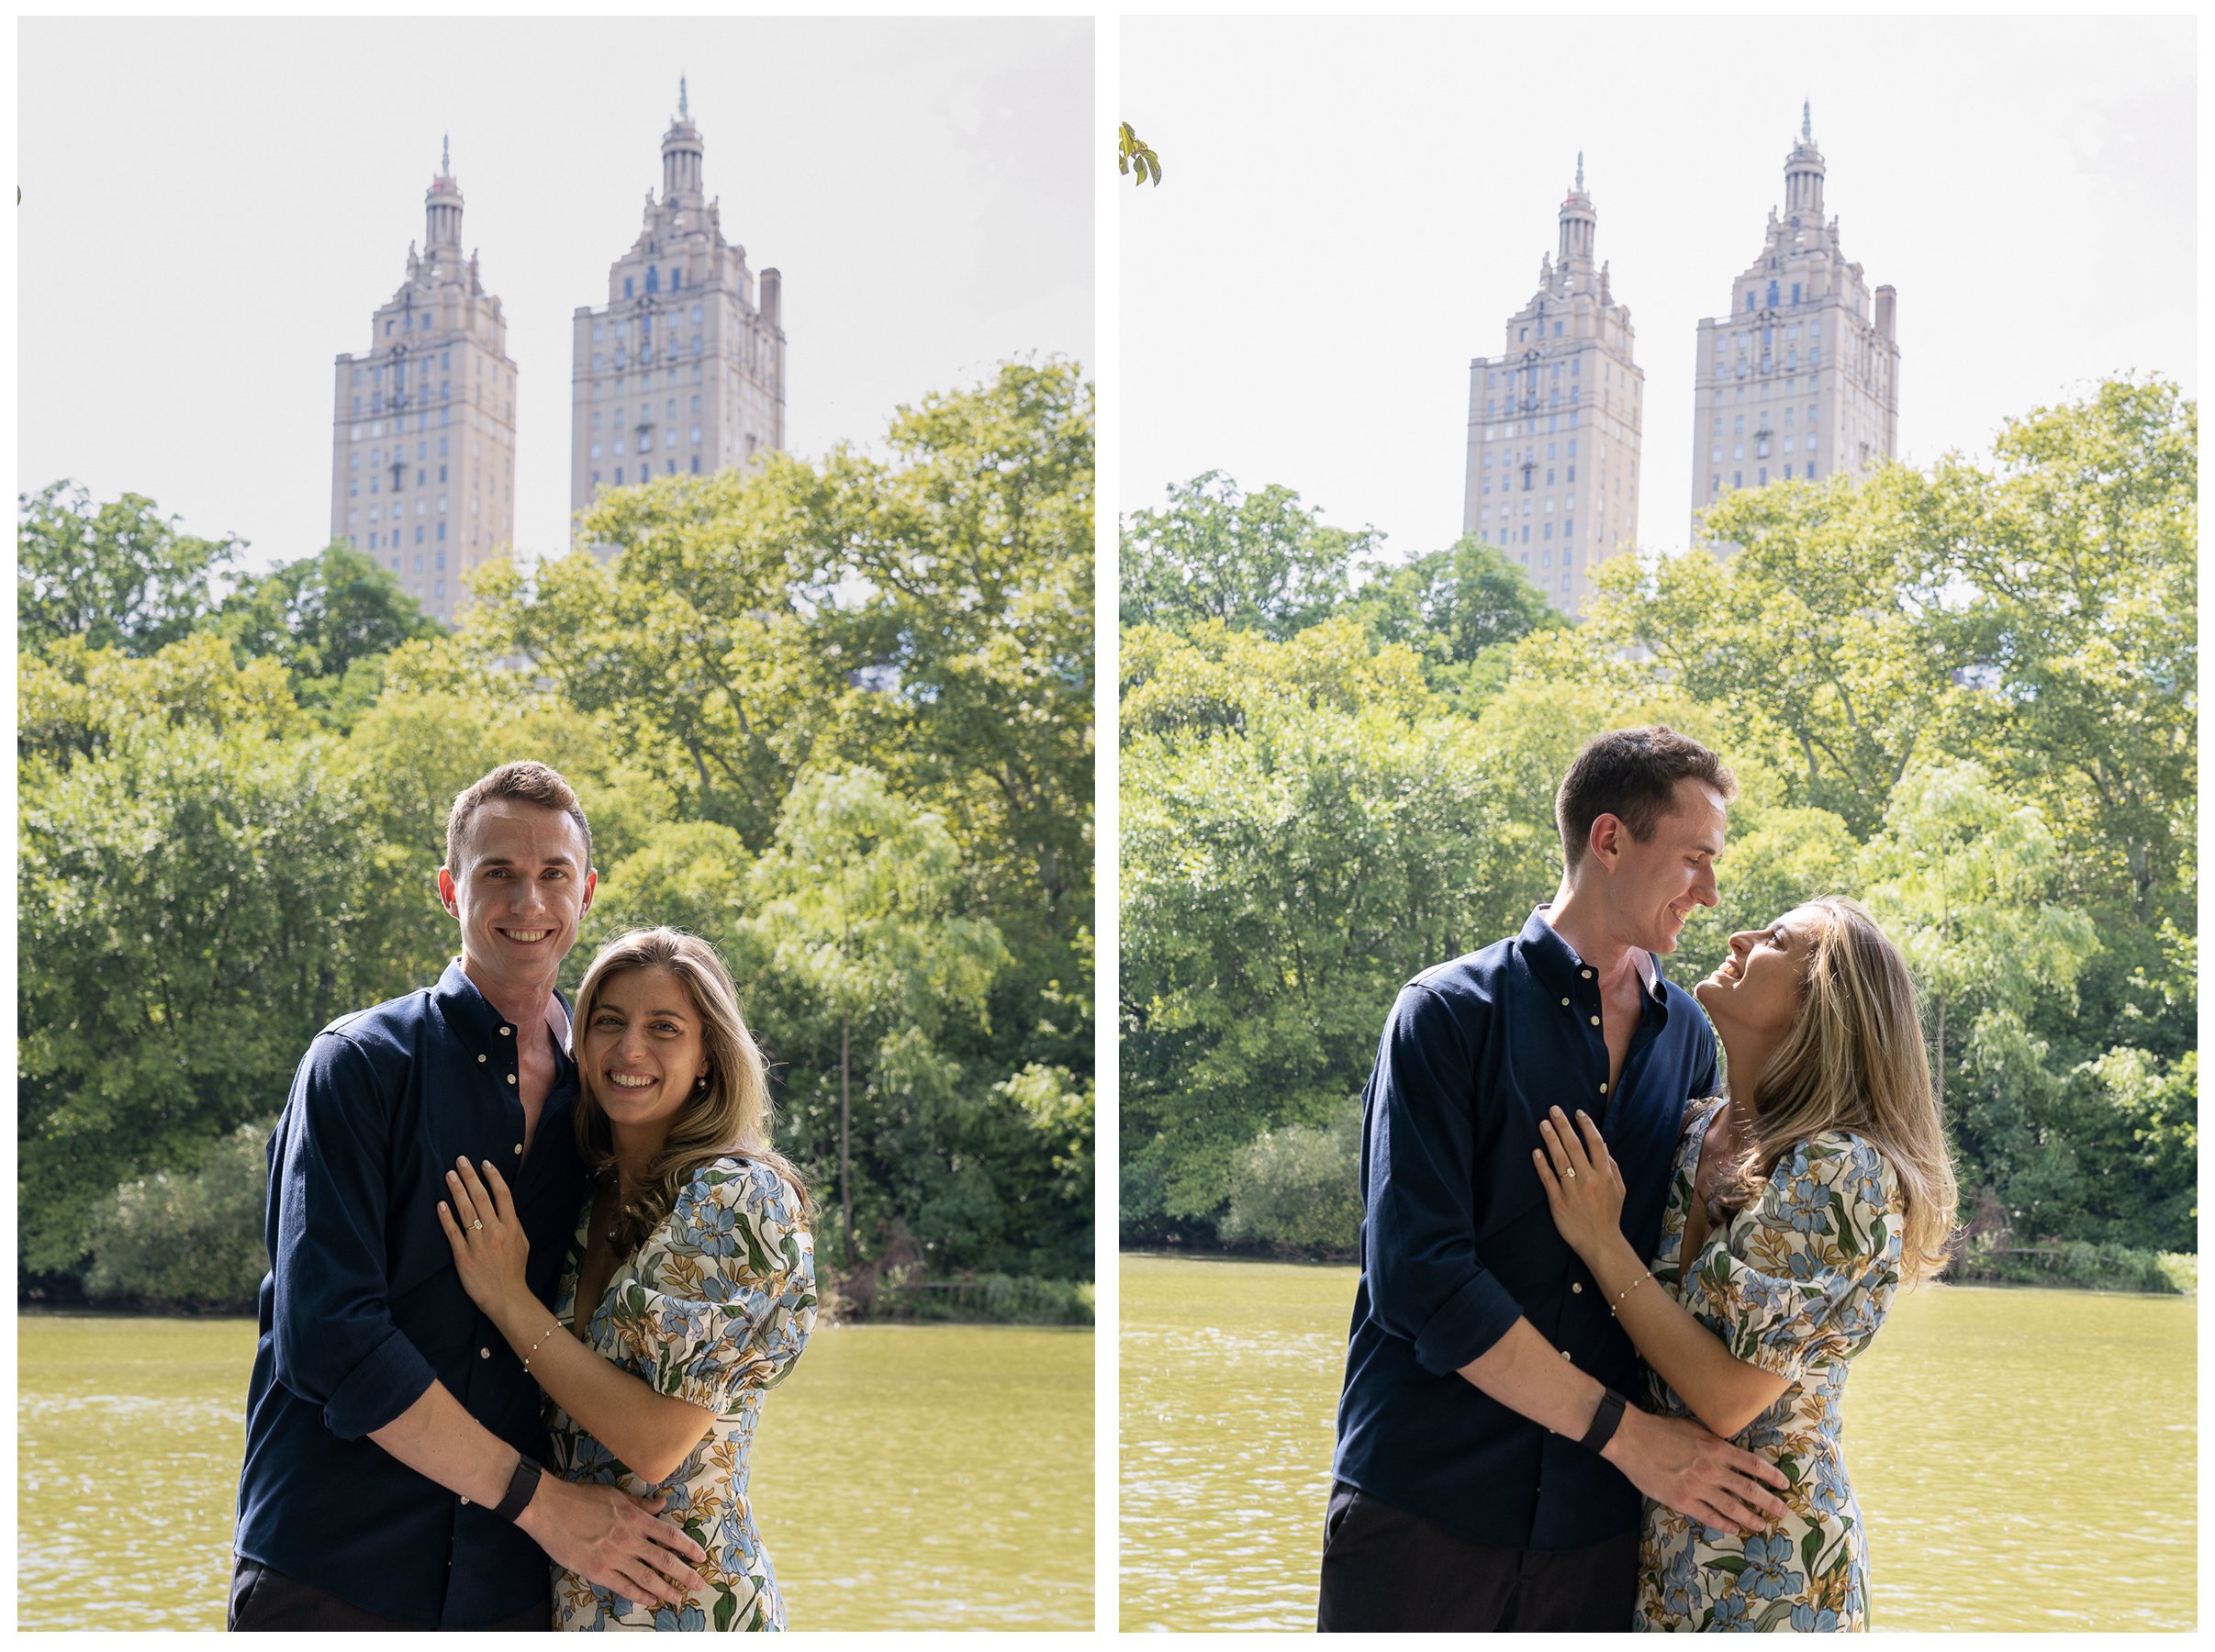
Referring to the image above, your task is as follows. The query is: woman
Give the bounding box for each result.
[440,927,818,1632]
[1533,898,1956,1633]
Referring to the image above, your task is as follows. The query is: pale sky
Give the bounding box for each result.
[18,16,1093,577]
[1120,16,2196,563]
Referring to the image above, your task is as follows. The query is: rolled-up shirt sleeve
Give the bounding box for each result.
[267,1032,437,1440]
[1362,984,1525,1375]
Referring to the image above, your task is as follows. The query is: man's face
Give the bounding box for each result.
[436,799,596,988]
[1594,776,1726,954]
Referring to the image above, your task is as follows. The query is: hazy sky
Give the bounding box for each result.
[1121,15,2197,562]
[18,17,1092,575]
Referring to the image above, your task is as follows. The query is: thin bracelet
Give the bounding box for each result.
[1609,1272,1651,1318]
[521,1320,562,1374]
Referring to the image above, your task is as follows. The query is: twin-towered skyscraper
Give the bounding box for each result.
[328,85,788,626]
[1461,109,1898,614]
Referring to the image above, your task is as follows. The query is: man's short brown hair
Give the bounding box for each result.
[1556,726,1735,871]
[444,761,594,872]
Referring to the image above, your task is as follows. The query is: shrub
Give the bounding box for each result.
[1949,1233,2184,1295]
[84,1123,270,1310]
[1219,1113,1362,1256]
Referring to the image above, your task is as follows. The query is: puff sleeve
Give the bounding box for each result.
[603,1160,818,1413]
[1686,1133,1903,1383]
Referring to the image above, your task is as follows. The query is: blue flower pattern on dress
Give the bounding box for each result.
[1632,1100,1903,1634]
[546,1158,817,1633]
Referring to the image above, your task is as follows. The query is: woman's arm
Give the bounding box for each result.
[1536,1110,1789,1441]
[438,1157,716,1486]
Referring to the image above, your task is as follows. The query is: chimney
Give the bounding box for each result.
[1874,285,1896,342]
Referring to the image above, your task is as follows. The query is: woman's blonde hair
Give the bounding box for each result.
[571,927,808,1256]
[1718,896,1960,1283]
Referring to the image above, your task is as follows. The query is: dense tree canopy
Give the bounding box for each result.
[18,360,1094,1303]
[1123,380,2196,1260]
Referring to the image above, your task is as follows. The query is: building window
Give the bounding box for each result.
[1733,471,1742,487]
[689,424,700,445]
[623,276,634,298]
[1806,463,1816,479]
[1711,474,1720,494]
[646,265,660,294]
[591,441,602,460]
[592,470,600,486]
[1759,467,1769,486]
[615,467,624,484]
[414,553,424,572]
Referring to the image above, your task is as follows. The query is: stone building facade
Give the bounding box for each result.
[1462,158,1645,615]
[328,140,519,627]
[569,83,787,534]
[1689,106,1899,547]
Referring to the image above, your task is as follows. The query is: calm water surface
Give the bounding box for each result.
[1119,1253,2196,1632]
[18,1314,1091,1632]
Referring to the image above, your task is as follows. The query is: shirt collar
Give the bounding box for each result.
[433,957,575,1054]
[1526,904,1662,1000]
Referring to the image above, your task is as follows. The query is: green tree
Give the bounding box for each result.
[1909,377,2196,922]
[216,541,446,729]
[17,482,241,657]
[1859,762,2101,1235]
[733,766,1011,1269]
[18,724,384,1275]
[1119,471,1377,638]
[1585,469,1959,837]
[1349,534,1567,709]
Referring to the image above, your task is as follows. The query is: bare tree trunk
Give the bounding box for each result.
[840,1007,853,1267]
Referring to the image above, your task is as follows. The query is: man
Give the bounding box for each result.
[231,761,708,1630]
[1319,726,1792,1632]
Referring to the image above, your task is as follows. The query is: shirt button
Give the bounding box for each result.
[1572,1281,1584,1294]
[1561,1348,1573,1361]
[1589,1015,1601,1026]
[499,1026,511,1037]
[514,1143,524,1155]
[478,1054,487,1064]
[480,1346,492,1359]
[1561,998,1571,1008]
[508,1074,517,1085]
[459,1497,469,1507]
[1583,968,1594,979]
[1600,1081,1609,1092]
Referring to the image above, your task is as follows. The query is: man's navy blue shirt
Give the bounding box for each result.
[1331,907,1719,1553]
[235,960,589,1627]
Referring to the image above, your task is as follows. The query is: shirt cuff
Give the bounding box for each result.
[320,1326,438,1441]
[1410,1272,1524,1377]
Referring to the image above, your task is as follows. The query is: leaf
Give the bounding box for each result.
[712,1585,736,1633]
[1705,1556,1749,1576]
[1800,1525,1824,1578]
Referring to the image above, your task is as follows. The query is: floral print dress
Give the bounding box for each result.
[548,1157,817,1633]
[1634,1099,1904,1634]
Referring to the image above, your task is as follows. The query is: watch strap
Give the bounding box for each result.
[493,1454,543,1523]
[1578,1388,1628,1455]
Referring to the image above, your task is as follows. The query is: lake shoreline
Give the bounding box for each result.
[1117,1245,2198,1296]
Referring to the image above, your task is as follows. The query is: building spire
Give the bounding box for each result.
[442,132,451,176]
[1575,150,1584,193]
[679,75,688,120]
[1801,100,1812,143]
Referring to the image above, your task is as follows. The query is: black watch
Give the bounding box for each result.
[1578,1388,1628,1455]
[493,1455,543,1523]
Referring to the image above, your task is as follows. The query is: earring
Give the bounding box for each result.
[693,1072,711,1096]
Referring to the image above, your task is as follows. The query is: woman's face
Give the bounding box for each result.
[1694,905,1822,1040]
[580,966,710,1144]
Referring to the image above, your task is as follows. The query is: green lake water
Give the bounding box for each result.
[17,1313,1091,1632]
[1119,1253,2197,1632]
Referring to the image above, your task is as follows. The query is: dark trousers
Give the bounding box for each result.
[1316,1480,1639,1633]
[228,1558,549,1633]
